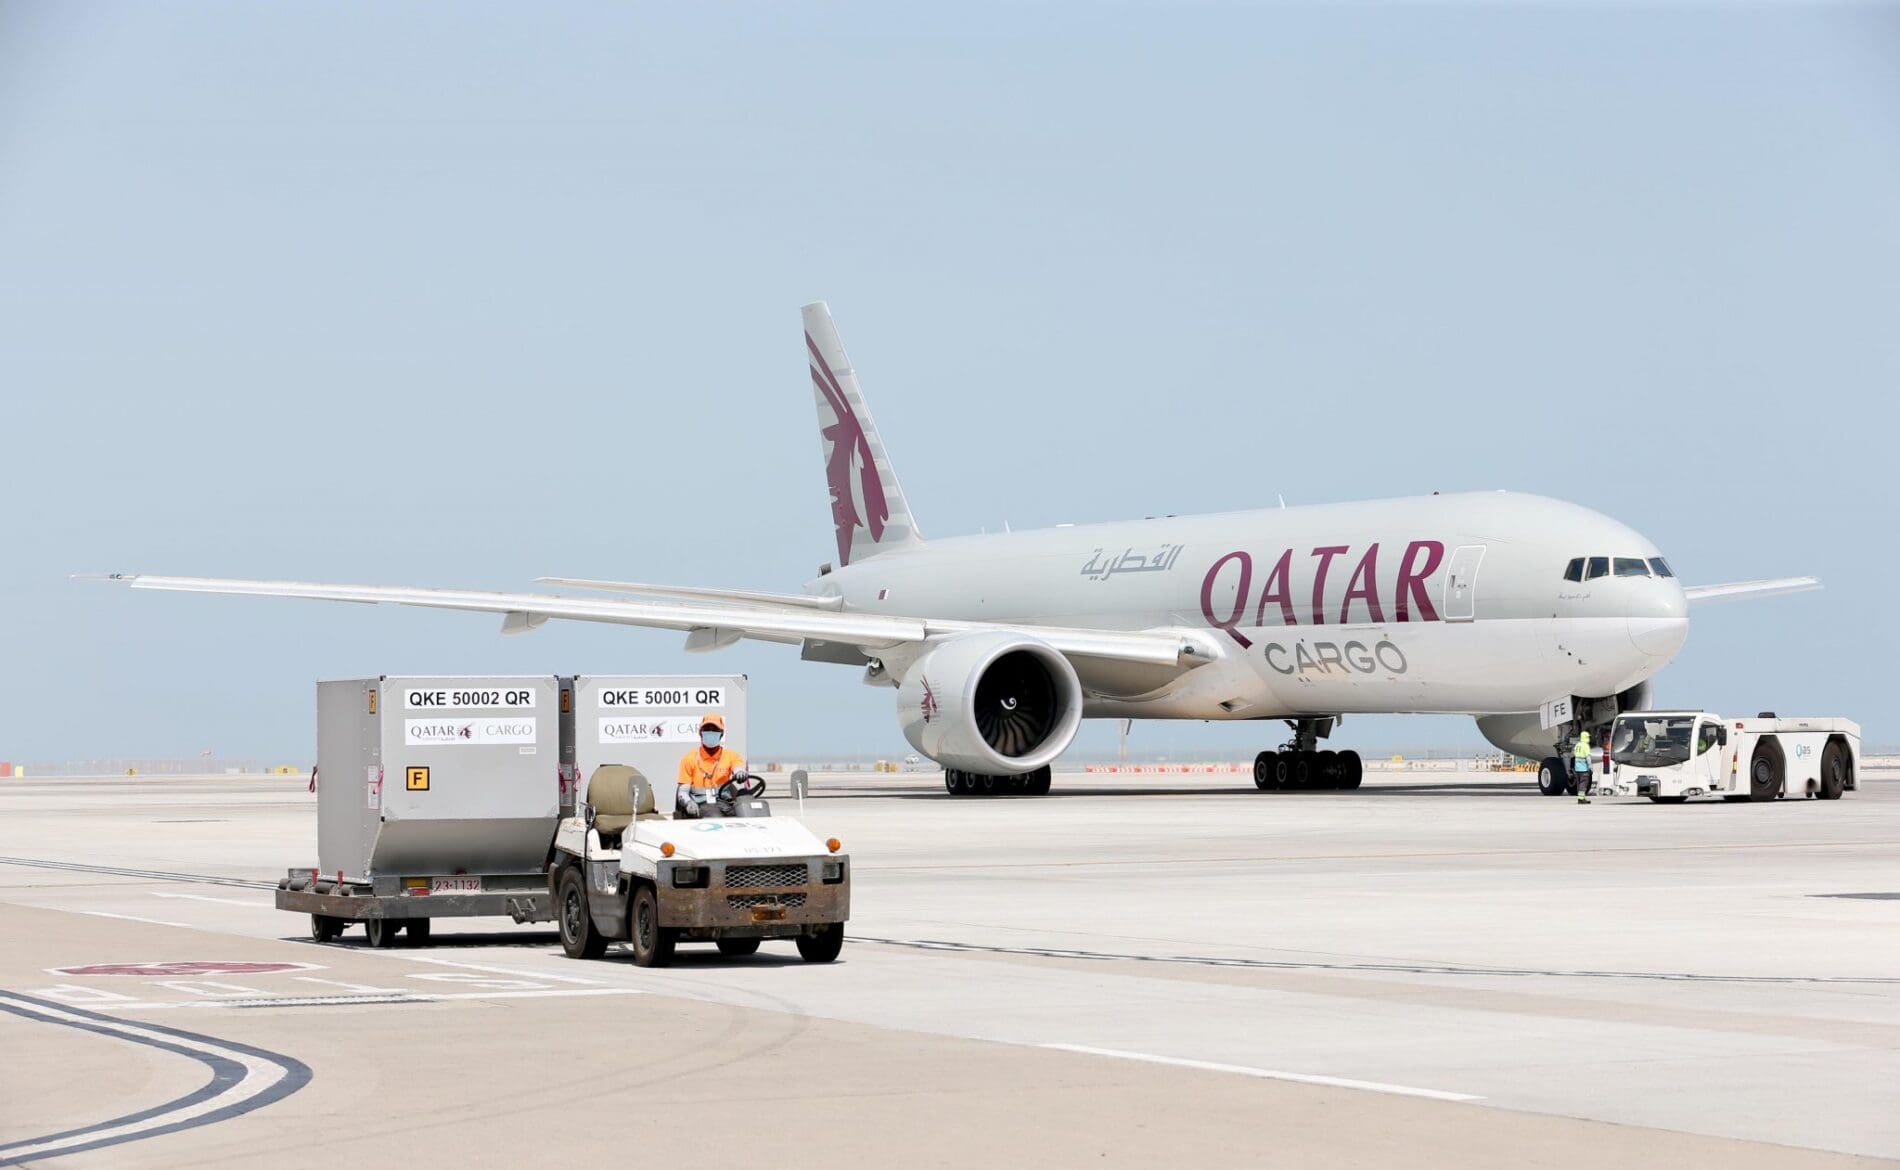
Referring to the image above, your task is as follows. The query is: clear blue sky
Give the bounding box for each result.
[2,2,1895,762]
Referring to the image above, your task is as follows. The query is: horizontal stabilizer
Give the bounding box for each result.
[1682,576,1822,604]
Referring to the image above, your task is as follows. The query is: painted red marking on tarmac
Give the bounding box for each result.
[53,961,317,977]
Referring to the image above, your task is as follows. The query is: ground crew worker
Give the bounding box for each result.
[676,712,746,818]
[1573,728,1594,804]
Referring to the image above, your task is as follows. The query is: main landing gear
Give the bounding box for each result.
[944,766,1052,798]
[1252,718,1363,792]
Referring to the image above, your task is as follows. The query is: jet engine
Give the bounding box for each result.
[895,632,1083,775]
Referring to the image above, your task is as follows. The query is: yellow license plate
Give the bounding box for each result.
[749,906,786,922]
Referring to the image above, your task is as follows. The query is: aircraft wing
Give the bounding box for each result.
[533,577,845,610]
[78,574,1211,668]
[1682,576,1822,604]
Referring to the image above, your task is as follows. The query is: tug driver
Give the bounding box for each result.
[676,712,746,818]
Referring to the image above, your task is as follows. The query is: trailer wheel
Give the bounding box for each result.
[364,917,400,949]
[629,885,675,968]
[310,914,345,943]
[1649,796,1688,804]
[796,923,845,963]
[1818,740,1848,800]
[557,867,606,960]
[1749,739,1784,802]
[1537,757,1567,796]
[405,918,431,947]
[716,937,761,957]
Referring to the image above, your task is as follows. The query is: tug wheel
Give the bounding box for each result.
[558,867,605,960]
[630,884,675,968]
[797,923,845,963]
[1749,740,1784,802]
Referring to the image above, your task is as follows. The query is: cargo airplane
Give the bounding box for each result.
[87,303,1819,797]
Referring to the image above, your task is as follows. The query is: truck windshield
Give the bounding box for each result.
[1611,715,1697,768]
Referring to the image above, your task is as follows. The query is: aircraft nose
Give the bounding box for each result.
[1628,584,1689,659]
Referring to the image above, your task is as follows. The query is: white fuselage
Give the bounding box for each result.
[811,490,1689,720]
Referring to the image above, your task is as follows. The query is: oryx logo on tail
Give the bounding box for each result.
[809,332,890,566]
[801,301,922,568]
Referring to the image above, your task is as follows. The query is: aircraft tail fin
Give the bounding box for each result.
[803,301,923,568]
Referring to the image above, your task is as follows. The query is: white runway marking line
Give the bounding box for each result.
[151,892,272,908]
[358,952,606,985]
[1040,1044,1483,1102]
[81,910,193,929]
[111,988,647,1011]
[0,993,307,1162]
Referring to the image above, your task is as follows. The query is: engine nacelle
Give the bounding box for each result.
[895,633,1083,775]
[1475,681,1657,760]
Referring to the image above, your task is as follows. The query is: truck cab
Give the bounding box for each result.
[549,765,850,966]
[1601,711,1860,804]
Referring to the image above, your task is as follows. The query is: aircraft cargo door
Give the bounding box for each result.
[1442,544,1485,622]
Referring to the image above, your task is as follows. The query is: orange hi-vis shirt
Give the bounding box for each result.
[678,745,746,793]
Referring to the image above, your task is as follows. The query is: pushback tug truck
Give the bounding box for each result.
[1600,711,1861,804]
[278,676,566,946]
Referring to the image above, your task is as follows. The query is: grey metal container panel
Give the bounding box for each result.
[572,675,748,812]
[317,676,564,881]
[316,678,383,881]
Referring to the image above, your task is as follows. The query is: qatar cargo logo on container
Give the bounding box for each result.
[598,717,701,745]
[404,718,538,747]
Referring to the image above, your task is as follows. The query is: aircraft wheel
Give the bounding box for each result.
[1339,751,1363,790]
[978,773,998,796]
[310,914,345,943]
[944,770,958,796]
[364,917,400,949]
[558,867,606,960]
[630,884,676,968]
[717,937,761,957]
[1288,752,1312,789]
[1749,740,1784,802]
[1253,751,1280,791]
[1537,757,1567,796]
[1025,767,1052,796]
[1316,749,1340,789]
[1818,741,1847,800]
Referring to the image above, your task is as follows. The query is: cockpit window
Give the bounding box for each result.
[1614,557,1650,577]
[1648,557,1674,578]
[1563,557,1584,582]
[1586,556,1609,580]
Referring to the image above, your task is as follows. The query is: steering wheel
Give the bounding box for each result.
[714,774,766,803]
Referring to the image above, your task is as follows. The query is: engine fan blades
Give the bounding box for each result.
[973,651,1059,758]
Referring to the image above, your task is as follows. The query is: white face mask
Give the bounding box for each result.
[701,730,722,750]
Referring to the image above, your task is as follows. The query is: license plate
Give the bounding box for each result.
[749,906,786,922]
[430,876,481,894]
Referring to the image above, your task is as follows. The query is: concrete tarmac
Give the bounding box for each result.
[2,766,1897,1168]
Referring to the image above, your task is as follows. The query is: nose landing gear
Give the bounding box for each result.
[1253,718,1363,792]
